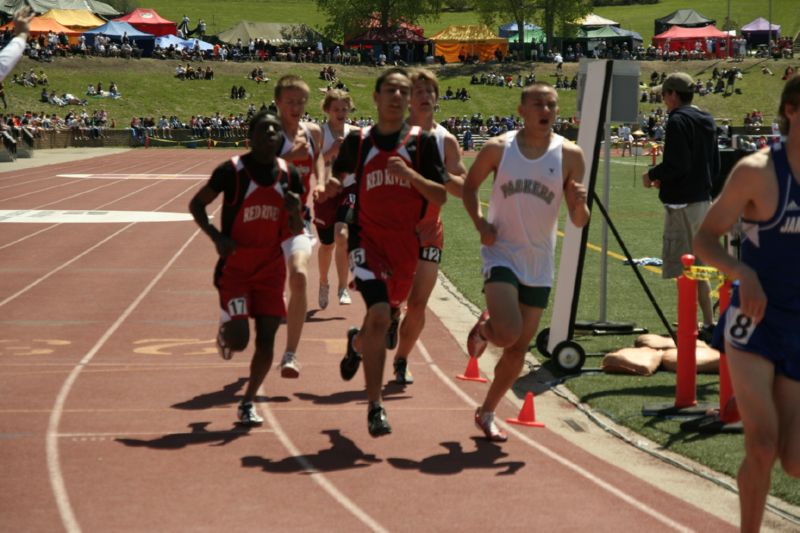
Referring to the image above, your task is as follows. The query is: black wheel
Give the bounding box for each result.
[535,328,551,358]
[553,340,586,374]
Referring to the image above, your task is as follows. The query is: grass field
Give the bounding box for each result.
[141,0,800,46]
[7,56,795,129]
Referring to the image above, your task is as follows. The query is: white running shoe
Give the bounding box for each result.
[319,282,330,310]
[280,351,300,378]
[338,288,352,305]
[238,401,263,426]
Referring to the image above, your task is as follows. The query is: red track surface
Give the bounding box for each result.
[0,150,736,532]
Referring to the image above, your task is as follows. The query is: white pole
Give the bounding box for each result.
[599,120,611,322]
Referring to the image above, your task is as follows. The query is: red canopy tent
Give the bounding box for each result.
[114,8,176,37]
[652,24,731,58]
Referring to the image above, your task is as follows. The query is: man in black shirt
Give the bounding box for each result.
[643,72,719,336]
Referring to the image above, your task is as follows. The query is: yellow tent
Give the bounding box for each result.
[430,24,508,63]
[39,9,105,31]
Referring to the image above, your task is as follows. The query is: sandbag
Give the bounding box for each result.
[602,347,663,376]
[661,346,720,374]
[635,333,710,350]
[635,333,675,350]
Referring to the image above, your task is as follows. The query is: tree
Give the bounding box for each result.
[471,0,591,56]
[315,0,443,43]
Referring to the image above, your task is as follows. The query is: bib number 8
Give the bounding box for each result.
[724,305,756,345]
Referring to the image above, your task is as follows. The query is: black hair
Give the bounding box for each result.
[248,109,280,140]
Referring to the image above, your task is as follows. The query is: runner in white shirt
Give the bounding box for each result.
[463,83,590,442]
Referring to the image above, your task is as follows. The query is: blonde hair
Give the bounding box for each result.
[409,68,439,98]
[321,89,353,113]
[274,74,309,101]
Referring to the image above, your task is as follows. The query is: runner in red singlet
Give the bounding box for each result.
[332,68,448,437]
[189,111,304,426]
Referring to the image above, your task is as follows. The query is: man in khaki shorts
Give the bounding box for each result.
[642,72,719,339]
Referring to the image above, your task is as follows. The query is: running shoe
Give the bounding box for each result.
[216,329,233,360]
[393,358,414,385]
[338,288,352,305]
[385,307,401,350]
[238,401,263,426]
[367,405,392,437]
[466,309,490,358]
[279,351,300,378]
[319,282,330,310]
[474,408,507,442]
[340,327,362,381]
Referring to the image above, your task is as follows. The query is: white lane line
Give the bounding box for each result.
[58,174,207,180]
[0,178,124,203]
[46,223,207,533]
[0,181,199,308]
[0,180,165,251]
[261,404,389,533]
[414,340,694,533]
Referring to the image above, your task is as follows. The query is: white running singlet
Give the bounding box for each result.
[481,131,565,287]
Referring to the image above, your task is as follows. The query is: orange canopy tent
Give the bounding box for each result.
[1,16,81,44]
[430,24,508,63]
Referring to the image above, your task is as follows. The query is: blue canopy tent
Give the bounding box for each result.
[84,20,156,56]
[498,22,541,38]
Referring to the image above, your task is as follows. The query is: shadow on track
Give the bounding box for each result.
[388,438,525,476]
[241,429,382,473]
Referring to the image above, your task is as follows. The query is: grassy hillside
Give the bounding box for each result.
[142,0,799,46]
[7,56,793,128]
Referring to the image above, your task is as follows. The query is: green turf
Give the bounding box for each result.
[440,154,800,506]
[7,56,794,130]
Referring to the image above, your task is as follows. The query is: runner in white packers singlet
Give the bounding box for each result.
[463,83,590,442]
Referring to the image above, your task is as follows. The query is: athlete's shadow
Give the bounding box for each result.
[294,383,410,405]
[387,438,525,476]
[171,378,290,410]
[241,429,381,473]
[305,309,346,323]
[116,422,252,449]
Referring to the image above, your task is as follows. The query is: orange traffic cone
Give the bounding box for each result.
[506,392,544,427]
[456,357,487,383]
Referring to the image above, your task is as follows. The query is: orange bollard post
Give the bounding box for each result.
[675,254,698,409]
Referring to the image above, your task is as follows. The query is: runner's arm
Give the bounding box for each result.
[562,142,590,227]
[443,132,466,198]
[463,138,502,245]
[693,158,768,323]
